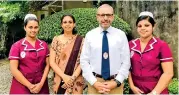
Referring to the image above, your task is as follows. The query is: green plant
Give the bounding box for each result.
[123,79,130,94]
[39,8,131,42]
[0,2,29,23]
[168,78,178,94]
[0,1,29,59]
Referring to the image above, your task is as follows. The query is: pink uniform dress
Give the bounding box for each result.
[8,38,49,94]
[129,37,173,94]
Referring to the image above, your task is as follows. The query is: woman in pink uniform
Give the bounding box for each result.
[128,11,174,94]
[8,14,50,94]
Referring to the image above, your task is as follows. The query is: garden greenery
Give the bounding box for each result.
[39,8,131,42]
[0,2,29,58]
[168,78,178,94]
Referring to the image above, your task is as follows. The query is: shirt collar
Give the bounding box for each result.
[131,37,157,53]
[21,38,45,51]
[99,26,112,34]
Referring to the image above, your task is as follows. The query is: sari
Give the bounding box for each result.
[51,35,85,94]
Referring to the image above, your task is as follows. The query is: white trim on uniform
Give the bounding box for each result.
[160,57,173,61]
[131,37,157,53]
[37,39,45,51]
[9,56,19,59]
[21,38,44,51]
[22,39,36,51]
[131,38,141,54]
[144,37,157,52]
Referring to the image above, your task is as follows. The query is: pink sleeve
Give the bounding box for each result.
[159,42,173,62]
[45,42,50,57]
[8,43,20,60]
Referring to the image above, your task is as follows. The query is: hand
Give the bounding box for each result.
[27,83,36,93]
[61,74,72,89]
[61,76,75,89]
[147,90,158,95]
[53,75,61,94]
[53,81,58,94]
[103,80,118,90]
[31,83,43,93]
[93,81,110,94]
[131,85,144,94]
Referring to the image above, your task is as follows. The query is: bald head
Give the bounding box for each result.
[97,4,114,14]
[96,4,114,30]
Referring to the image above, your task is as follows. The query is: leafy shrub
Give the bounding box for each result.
[0,1,29,59]
[168,78,178,94]
[123,79,130,94]
[39,8,131,43]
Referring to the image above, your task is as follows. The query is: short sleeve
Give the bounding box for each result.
[8,43,20,60]
[51,36,58,51]
[159,41,173,62]
[44,42,50,57]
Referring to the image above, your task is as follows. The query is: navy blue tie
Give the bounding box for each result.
[101,31,110,80]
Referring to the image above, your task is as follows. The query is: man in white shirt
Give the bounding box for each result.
[80,4,131,94]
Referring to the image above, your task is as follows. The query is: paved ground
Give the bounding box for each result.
[0,59,89,94]
[0,59,11,94]
[0,59,54,94]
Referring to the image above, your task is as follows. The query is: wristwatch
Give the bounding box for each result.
[114,79,121,87]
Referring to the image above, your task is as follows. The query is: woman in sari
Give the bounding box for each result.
[50,14,85,94]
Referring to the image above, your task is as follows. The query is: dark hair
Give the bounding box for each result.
[24,17,39,27]
[136,16,155,27]
[60,14,77,34]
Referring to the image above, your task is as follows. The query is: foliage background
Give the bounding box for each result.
[39,8,131,43]
[0,2,29,58]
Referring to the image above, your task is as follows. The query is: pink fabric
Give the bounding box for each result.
[9,38,49,94]
[129,37,173,94]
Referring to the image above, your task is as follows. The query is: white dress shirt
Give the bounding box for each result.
[80,26,131,85]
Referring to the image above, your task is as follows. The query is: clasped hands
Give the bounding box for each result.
[61,74,76,90]
[93,80,117,94]
[131,86,158,95]
[27,83,43,94]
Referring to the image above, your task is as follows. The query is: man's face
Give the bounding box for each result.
[96,6,114,29]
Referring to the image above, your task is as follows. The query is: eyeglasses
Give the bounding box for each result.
[97,14,113,18]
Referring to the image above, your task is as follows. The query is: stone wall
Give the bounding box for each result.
[116,1,178,77]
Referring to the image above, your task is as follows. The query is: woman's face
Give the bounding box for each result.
[24,20,39,38]
[61,16,75,33]
[137,19,154,39]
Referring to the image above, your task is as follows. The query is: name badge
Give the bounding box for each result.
[20,51,26,58]
[103,52,108,59]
